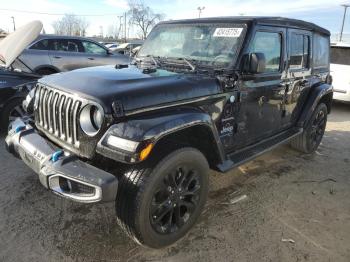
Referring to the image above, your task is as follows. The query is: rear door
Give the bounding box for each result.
[48,39,88,71]
[281,29,312,128]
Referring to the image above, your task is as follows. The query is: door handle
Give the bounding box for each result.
[88,57,95,60]
[53,56,61,59]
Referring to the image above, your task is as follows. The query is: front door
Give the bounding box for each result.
[232,26,288,150]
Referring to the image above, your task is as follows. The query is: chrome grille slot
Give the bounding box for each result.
[35,85,83,148]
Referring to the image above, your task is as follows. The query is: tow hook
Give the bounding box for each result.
[51,150,64,162]
[15,126,26,134]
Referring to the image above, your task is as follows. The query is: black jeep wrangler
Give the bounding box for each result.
[6,17,333,248]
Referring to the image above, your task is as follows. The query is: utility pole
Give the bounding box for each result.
[11,16,15,31]
[340,4,350,42]
[117,15,123,40]
[197,6,205,18]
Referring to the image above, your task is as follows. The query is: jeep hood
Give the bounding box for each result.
[40,65,221,114]
[0,21,42,68]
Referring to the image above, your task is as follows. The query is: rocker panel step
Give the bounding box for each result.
[217,128,303,173]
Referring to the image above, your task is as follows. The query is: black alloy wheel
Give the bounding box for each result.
[291,103,328,153]
[308,109,326,149]
[150,165,201,234]
[115,147,209,248]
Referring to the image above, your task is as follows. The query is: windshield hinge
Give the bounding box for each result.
[112,100,125,118]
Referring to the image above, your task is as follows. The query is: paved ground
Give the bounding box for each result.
[0,102,349,262]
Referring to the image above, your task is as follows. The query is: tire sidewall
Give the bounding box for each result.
[136,148,209,248]
[304,103,328,153]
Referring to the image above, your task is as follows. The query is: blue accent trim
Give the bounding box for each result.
[15,126,26,134]
[51,150,63,162]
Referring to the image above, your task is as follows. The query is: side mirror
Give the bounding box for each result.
[242,52,266,74]
[107,50,113,55]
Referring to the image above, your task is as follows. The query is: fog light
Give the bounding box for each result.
[48,174,102,203]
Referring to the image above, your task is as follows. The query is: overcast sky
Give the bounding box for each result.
[0,0,349,38]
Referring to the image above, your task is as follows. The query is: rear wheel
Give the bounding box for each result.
[291,103,328,153]
[115,147,209,248]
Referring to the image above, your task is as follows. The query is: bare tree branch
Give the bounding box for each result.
[52,14,89,36]
[128,1,164,39]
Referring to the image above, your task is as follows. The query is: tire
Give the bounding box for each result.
[1,98,26,131]
[291,103,328,153]
[115,147,209,248]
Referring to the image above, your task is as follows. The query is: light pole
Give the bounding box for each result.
[340,4,350,42]
[11,16,15,31]
[197,6,205,18]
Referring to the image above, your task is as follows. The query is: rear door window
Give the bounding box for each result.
[289,33,310,70]
[48,39,81,52]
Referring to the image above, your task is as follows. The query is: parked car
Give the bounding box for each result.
[19,35,130,75]
[105,43,118,49]
[110,42,143,55]
[100,42,117,46]
[6,17,332,248]
[0,21,42,128]
[330,42,350,102]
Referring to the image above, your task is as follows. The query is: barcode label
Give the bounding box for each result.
[213,28,243,38]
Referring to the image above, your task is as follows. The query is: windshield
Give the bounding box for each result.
[138,23,246,67]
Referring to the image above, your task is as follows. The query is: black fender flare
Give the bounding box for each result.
[97,108,226,164]
[297,83,333,128]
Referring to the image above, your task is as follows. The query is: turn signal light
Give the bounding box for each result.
[139,143,153,161]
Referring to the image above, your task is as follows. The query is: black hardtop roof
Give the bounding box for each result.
[160,16,330,36]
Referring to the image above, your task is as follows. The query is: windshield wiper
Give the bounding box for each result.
[147,55,160,67]
[176,57,196,72]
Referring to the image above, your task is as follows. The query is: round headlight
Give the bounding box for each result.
[80,104,104,136]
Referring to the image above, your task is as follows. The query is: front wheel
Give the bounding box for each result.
[291,103,328,153]
[115,147,209,248]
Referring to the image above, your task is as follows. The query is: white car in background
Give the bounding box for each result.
[331,42,350,102]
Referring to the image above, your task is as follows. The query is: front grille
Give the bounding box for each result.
[35,84,83,148]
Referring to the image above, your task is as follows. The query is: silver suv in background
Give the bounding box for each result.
[19,35,130,75]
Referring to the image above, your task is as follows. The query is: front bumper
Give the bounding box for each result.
[5,118,118,203]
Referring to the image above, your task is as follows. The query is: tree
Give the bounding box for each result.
[128,1,163,39]
[52,14,89,36]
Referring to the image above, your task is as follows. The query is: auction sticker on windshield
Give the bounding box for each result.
[213,28,243,37]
